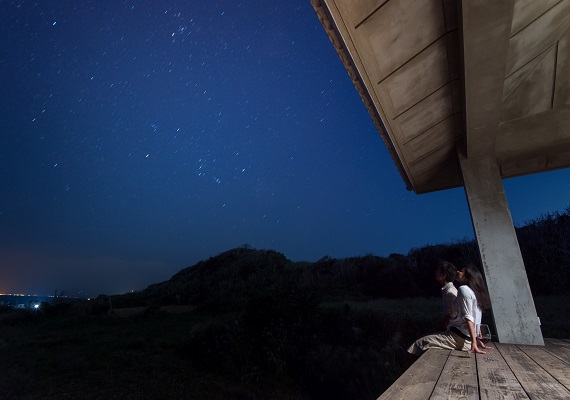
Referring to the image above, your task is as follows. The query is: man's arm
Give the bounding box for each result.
[439,290,457,331]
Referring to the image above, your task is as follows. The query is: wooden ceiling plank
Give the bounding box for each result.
[554,33,570,108]
[511,0,563,37]
[496,107,570,160]
[506,0,570,77]
[395,84,454,144]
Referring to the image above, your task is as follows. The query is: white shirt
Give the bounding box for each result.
[447,285,482,338]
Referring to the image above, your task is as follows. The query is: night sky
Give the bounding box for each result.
[2,1,569,297]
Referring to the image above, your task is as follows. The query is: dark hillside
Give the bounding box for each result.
[113,206,570,310]
[146,248,292,313]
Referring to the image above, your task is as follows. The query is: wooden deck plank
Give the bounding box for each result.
[518,345,570,390]
[476,343,529,400]
[543,342,570,364]
[430,350,479,399]
[544,338,570,346]
[377,348,450,400]
[378,339,570,399]
[496,343,570,399]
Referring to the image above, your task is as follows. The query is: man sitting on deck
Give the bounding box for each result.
[408,265,491,355]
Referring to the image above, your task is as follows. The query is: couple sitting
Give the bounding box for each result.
[408,261,491,355]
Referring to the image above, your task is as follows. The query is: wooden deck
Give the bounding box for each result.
[378,338,570,399]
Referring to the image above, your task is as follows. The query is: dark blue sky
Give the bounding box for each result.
[1,0,569,296]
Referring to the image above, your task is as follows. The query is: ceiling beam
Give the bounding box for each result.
[460,0,514,159]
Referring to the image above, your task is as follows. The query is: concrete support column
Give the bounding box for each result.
[459,155,544,345]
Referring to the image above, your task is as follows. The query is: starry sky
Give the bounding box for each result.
[1,0,569,297]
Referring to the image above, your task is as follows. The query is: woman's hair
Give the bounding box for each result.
[461,265,491,310]
[438,261,457,282]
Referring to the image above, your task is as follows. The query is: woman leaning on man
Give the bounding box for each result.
[408,264,492,356]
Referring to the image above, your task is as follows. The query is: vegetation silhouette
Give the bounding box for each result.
[115,207,570,311]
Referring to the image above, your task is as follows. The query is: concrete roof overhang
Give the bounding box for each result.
[311,0,570,194]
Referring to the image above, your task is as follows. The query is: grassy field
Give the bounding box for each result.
[1,296,568,400]
[0,310,307,400]
[534,295,570,338]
